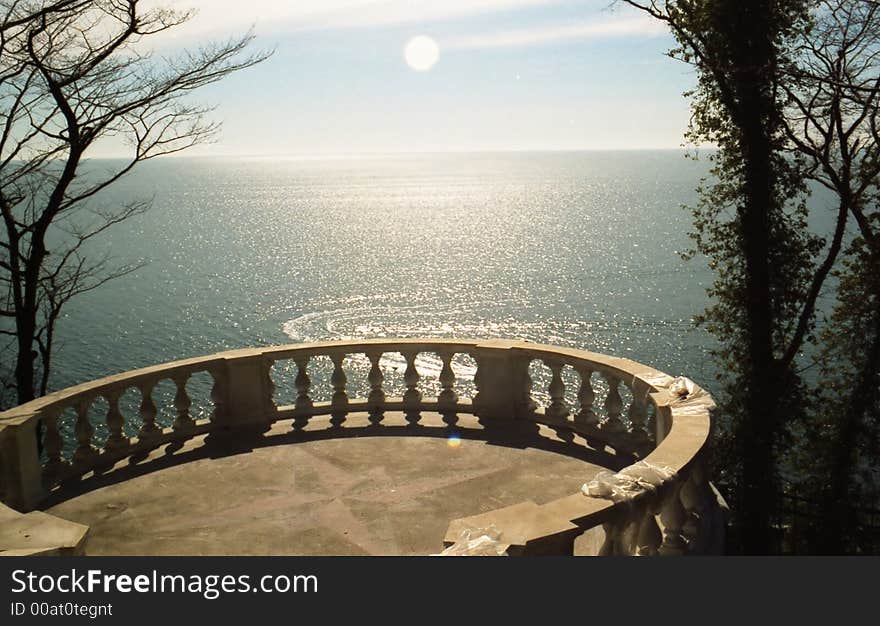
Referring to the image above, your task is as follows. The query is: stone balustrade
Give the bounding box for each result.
[0,339,726,555]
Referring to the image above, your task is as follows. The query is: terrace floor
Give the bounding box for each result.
[42,413,626,555]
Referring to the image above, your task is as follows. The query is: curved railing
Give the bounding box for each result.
[0,339,726,556]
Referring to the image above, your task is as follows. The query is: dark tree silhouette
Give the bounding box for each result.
[780,0,880,553]
[0,1,269,407]
[622,0,880,553]
[621,0,821,554]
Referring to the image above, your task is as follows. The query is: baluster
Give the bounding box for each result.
[690,460,714,509]
[330,353,348,425]
[437,352,457,407]
[636,507,663,556]
[682,461,719,554]
[546,360,568,421]
[598,522,618,556]
[104,390,129,453]
[575,367,598,429]
[172,372,195,434]
[138,380,161,443]
[294,356,313,410]
[367,352,385,405]
[602,373,625,434]
[472,353,484,409]
[628,384,651,448]
[264,357,278,418]
[289,356,311,431]
[402,351,421,405]
[73,398,96,465]
[42,408,67,481]
[617,518,641,555]
[402,350,422,424]
[365,351,385,425]
[646,404,658,444]
[520,358,538,414]
[679,472,701,549]
[628,391,648,431]
[210,367,226,423]
[439,351,461,426]
[659,482,688,555]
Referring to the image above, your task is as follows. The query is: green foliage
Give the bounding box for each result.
[664,0,817,551]
[809,225,880,552]
[627,0,880,552]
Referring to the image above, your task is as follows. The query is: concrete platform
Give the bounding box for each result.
[0,504,89,556]
[43,413,623,555]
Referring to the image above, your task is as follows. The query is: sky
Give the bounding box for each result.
[100,0,697,156]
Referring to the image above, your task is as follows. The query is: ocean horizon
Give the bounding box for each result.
[47,150,719,413]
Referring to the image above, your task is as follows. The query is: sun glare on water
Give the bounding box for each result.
[404,35,439,72]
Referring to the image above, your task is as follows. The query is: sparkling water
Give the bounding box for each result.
[51,150,717,401]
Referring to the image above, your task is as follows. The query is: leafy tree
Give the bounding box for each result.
[624,0,880,553]
[622,0,825,553]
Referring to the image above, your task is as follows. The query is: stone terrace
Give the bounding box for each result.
[0,339,726,556]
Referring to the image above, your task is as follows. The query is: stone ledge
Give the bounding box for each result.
[0,504,89,556]
[444,500,588,556]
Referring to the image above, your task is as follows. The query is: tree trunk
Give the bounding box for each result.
[14,308,36,405]
[738,122,780,555]
[729,0,782,555]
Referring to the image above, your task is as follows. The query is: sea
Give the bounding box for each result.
[44,150,720,406]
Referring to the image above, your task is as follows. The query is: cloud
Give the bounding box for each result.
[157,0,566,36]
[442,15,667,51]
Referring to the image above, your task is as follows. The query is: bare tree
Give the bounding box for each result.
[782,0,879,255]
[780,0,880,552]
[0,1,269,407]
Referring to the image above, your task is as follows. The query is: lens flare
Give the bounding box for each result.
[447,434,462,449]
[404,35,440,72]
